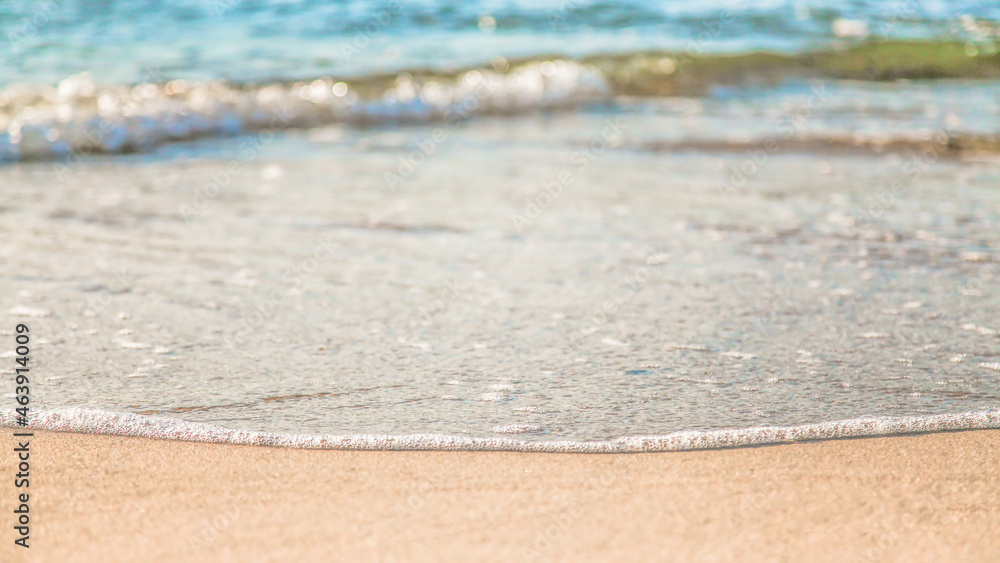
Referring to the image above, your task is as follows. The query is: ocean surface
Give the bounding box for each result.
[1,0,999,451]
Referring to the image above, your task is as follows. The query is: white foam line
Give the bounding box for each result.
[1,408,998,452]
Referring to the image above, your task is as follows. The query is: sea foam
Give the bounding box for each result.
[2,408,997,453]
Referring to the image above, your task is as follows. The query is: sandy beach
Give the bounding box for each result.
[3,2,1000,561]
[0,429,996,562]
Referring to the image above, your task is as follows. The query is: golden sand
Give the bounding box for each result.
[1,430,998,562]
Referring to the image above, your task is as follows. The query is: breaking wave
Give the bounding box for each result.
[1,40,999,163]
[0,60,609,163]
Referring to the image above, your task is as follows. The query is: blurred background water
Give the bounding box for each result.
[2,0,1000,161]
[2,0,999,85]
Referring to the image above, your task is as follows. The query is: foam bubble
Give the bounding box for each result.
[492,424,542,434]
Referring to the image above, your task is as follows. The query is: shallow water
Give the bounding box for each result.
[2,82,999,446]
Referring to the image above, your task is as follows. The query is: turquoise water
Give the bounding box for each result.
[2,0,999,85]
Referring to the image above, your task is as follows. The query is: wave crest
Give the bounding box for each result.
[0,60,609,162]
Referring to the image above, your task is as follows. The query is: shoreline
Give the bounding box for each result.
[3,408,1000,453]
[2,429,998,562]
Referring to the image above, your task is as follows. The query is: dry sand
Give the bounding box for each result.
[1,430,998,562]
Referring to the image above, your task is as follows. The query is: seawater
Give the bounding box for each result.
[0,0,998,451]
[3,0,999,85]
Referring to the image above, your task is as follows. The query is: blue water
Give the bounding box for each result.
[2,0,999,85]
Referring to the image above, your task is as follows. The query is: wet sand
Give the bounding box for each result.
[1,429,998,562]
